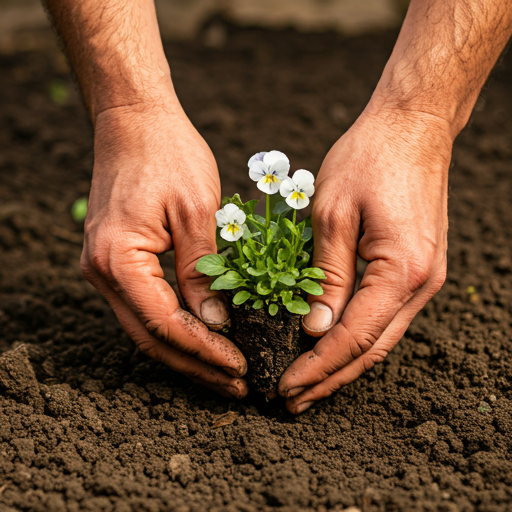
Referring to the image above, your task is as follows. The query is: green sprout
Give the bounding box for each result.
[71,197,88,223]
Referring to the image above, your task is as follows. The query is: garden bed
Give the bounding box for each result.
[1,25,512,512]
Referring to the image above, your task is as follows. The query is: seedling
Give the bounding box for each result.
[196,151,325,317]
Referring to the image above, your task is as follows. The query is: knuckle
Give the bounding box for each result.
[349,331,377,359]
[399,251,434,293]
[137,339,164,364]
[362,348,388,372]
[430,264,447,293]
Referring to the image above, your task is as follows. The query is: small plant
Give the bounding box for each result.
[196,151,325,317]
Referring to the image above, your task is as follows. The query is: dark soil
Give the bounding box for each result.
[1,23,512,512]
[229,305,308,399]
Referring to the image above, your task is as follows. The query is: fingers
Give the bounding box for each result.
[284,278,443,413]
[171,193,231,332]
[280,252,446,413]
[301,196,360,337]
[82,266,248,398]
[81,237,247,378]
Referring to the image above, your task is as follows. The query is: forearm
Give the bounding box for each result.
[42,0,175,123]
[369,0,512,139]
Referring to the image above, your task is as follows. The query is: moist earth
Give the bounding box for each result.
[229,304,309,399]
[1,24,512,512]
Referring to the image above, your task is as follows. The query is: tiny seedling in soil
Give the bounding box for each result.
[196,151,325,398]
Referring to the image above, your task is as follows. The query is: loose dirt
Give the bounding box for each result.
[1,25,512,512]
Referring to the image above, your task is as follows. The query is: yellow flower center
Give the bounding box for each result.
[263,174,281,184]
[291,191,305,201]
[227,223,241,235]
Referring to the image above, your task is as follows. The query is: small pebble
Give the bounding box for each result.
[489,395,497,402]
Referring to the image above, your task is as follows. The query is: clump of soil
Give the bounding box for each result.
[1,22,512,512]
[229,305,309,399]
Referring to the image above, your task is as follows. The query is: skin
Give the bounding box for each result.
[42,0,512,411]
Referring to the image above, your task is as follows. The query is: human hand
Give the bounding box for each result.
[279,108,451,413]
[80,101,248,399]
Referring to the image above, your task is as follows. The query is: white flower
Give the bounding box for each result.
[215,203,246,242]
[279,169,315,210]
[248,150,290,195]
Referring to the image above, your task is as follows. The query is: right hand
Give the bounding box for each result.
[80,100,248,399]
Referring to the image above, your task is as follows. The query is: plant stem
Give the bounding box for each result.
[266,194,270,228]
[292,209,296,226]
[236,240,245,262]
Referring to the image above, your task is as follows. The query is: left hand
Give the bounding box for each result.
[279,107,452,414]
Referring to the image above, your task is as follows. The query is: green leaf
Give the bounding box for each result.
[196,254,229,276]
[286,298,311,315]
[291,268,300,278]
[211,271,246,290]
[247,267,267,277]
[277,247,289,263]
[273,201,292,216]
[282,218,298,235]
[268,303,279,316]
[221,193,243,209]
[243,245,255,264]
[281,238,293,253]
[301,267,326,279]
[253,300,264,310]
[233,290,251,305]
[302,227,313,242]
[256,259,266,271]
[267,222,282,243]
[244,199,259,215]
[297,279,324,295]
[256,280,273,295]
[278,273,296,286]
[253,214,266,226]
[270,276,278,289]
[266,257,276,271]
[297,251,310,268]
[280,290,293,305]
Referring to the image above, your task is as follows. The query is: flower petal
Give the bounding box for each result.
[257,176,280,195]
[285,192,310,210]
[232,209,246,225]
[220,225,243,242]
[222,203,241,222]
[249,160,268,182]
[248,152,267,168]
[279,177,296,198]
[263,150,289,169]
[271,158,290,178]
[215,208,229,227]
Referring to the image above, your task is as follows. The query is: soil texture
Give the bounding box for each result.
[229,305,309,399]
[1,24,512,512]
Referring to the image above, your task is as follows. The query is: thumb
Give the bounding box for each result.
[172,201,230,332]
[302,200,359,337]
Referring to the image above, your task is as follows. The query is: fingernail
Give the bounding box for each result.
[200,297,229,327]
[287,386,305,398]
[303,302,332,333]
[295,401,314,414]
[223,366,242,378]
[226,385,243,399]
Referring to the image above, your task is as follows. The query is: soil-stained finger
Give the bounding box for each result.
[94,247,247,377]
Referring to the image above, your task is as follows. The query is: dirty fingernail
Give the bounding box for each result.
[303,302,332,333]
[295,401,314,414]
[226,385,244,399]
[223,366,242,378]
[287,386,305,398]
[200,297,229,327]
